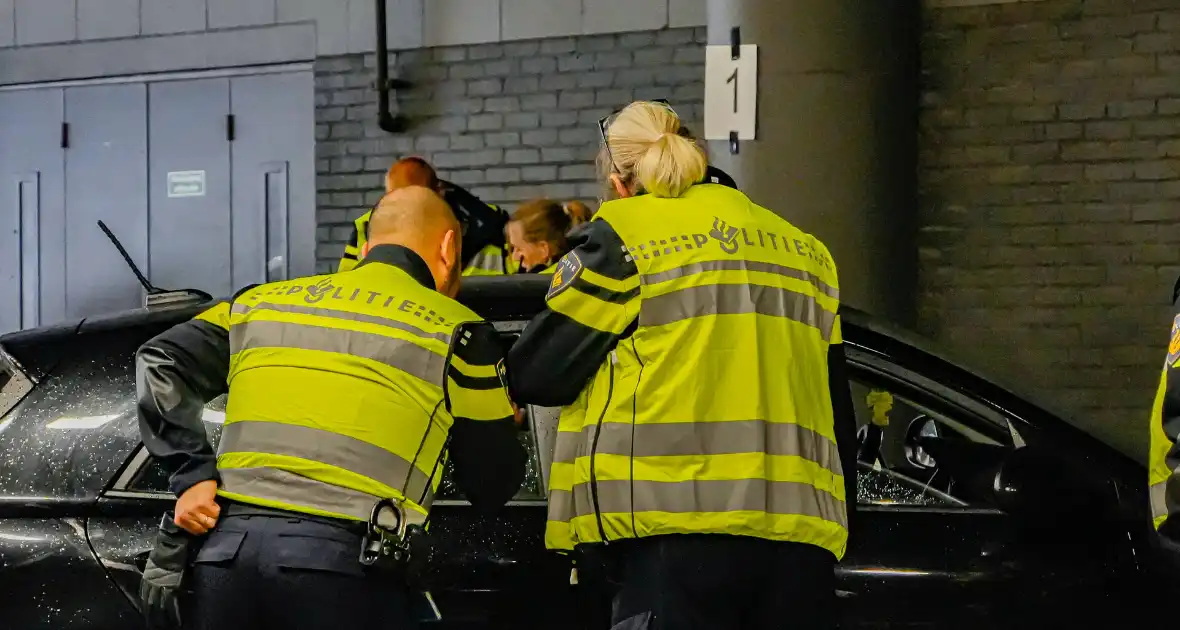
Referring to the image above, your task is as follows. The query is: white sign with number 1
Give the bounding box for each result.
[704,44,758,141]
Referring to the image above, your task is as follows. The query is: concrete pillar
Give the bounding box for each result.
[706,0,920,324]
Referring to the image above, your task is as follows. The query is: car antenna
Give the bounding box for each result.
[96,220,213,309]
[96,220,161,295]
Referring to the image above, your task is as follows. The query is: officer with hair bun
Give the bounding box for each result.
[508,100,857,630]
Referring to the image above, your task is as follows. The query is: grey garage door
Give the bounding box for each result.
[0,68,314,333]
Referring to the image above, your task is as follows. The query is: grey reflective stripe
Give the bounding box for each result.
[231,302,449,342]
[643,259,838,299]
[552,419,842,478]
[1152,480,1168,520]
[640,283,836,339]
[229,319,447,385]
[219,420,434,504]
[549,478,846,527]
[219,467,427,528]
[468,248,505,273]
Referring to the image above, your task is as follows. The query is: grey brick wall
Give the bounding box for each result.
[313,27,706,273]
[920,0,1180,456]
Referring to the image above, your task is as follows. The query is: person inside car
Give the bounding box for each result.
[137,186,525,630]
[504,199,594,274]
[338,157,517,276]
[506,100,857,630]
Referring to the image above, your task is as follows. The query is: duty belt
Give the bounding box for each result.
[359,498,433,588]
[220,500,368,535]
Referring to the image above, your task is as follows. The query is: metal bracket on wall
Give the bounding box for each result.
[729,27,741,156]
[374,0,411,133]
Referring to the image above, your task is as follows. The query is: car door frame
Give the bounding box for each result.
[838,343,1139,628]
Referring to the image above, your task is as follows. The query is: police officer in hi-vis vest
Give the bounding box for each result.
[506,100,858,630]
[338,157,517,276]
[136,186,525,630]
[1147,280,1180,577]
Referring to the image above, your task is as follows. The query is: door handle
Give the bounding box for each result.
[835,589,858,599]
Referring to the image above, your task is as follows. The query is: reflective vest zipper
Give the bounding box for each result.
[588,350,617,544]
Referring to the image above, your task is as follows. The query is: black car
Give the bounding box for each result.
[0,276,1164,629]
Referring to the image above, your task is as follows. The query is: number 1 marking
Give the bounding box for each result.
[726,67,738,114]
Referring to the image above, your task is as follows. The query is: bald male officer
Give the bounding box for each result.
[137,186,525,630]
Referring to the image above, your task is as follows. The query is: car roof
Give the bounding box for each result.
[0,277,1070,419]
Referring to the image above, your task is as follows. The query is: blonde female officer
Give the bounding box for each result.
[507,101,858,630]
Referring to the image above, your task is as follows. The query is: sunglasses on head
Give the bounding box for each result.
[598,99,677,175]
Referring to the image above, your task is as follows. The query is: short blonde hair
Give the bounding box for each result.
[600,101,707,198]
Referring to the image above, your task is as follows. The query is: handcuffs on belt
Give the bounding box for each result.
[358,498,433,586]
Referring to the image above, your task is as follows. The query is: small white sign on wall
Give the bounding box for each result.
[704,44,758,142]
[167,170,206,198]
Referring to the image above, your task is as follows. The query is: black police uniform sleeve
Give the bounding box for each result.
[440,180,495,215]
[827,338,859,529]
[135,298,238,497]
[506,219,641,407]
[444,323,527,512]
[338,222,361,272]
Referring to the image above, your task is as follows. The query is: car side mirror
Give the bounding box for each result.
[903,415,940,470]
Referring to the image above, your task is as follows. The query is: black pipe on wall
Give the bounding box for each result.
[375,0,410,133]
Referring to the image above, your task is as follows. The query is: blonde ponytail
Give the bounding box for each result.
[634,132,707,198]
[604,101,707,199]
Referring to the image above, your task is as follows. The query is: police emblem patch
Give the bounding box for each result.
[547,251,583,300]
[496,359,509,390]
[1169,314,1180,367]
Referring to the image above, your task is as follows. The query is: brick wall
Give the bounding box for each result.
[311,2,1179,457]
[312,27,706,273]
[920,0,1180,456]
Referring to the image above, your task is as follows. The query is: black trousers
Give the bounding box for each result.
[608,535,837,630]
[186,507,418,630]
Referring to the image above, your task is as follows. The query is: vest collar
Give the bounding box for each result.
[357,244,436,290]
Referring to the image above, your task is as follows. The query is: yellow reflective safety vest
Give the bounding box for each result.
[544,184,848,559]
[1148,309,1180,531]
[339,210,515,276]
[464,242,515,276]
[195,248,511,524]
[1150,369,1170,530]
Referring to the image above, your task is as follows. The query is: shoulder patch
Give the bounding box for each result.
[1169,314,1180,367]
[547,251,584,300]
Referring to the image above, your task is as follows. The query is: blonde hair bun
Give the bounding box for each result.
[607,101,707,198]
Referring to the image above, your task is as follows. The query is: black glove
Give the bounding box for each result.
[139,512,196,630]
